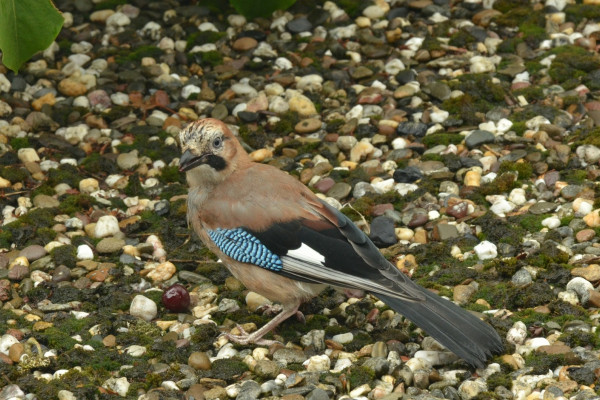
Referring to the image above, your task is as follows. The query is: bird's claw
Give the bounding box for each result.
[220,324,281,346]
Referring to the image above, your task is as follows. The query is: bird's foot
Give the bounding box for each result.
[256,303,283,317]
[221,324,281,346]
[295,310,305,324]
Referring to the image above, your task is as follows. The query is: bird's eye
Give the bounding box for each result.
[212,137,223,148]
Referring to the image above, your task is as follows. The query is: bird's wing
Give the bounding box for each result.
[204,197,426,302]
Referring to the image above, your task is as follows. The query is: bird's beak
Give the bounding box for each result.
[179,149,207,172]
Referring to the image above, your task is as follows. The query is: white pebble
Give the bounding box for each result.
[474,241,497,260]
[558,290,579,305]
[395,183,419,196]
[181,84,201,99]
[130,295,157,321]
[384,59,405,75]
[525,337,550,350]
[566,277,593,301]
[489,199,515,217]
[0,334,19,355]
[102,377,130,397]
[508,188,527,206]
[106,12,130,28]
[94,215,120,238]
[77,244,94,260]
[296,74,323,92]
[332,332,353,344]
[413,350,458,366]
[345,105,363,120]
[125,345,147,357]
[541,216,560,229]
[17,148,40,163]
[304,354,331,372]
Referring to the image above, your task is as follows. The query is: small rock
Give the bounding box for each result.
[96,238,125,254]
[130,295,158,321]
[474,240,497,260]
[94,215,120,238]
[188,351,211,370]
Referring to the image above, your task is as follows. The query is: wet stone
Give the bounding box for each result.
[465,130,495,149]
[286,17,312,34]
[393,166,422,183]
[327,182,352,201]
[369,216,398,247]
[529,201,557,214]
[397,121,427,137]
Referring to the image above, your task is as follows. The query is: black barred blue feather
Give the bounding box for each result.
[208,228,283,272]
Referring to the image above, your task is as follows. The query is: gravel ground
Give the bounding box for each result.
[2,0,600,399]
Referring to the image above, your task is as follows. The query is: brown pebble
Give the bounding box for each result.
[294,118,321,134]
[575,228,595,242]
[186,384,209,400]
[232,37,258,51]
[0,353,13,365]
[8,342,24,362]
[103,334,116,347]
[188,351,211,370]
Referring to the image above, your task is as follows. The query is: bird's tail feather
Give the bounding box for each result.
[376,287,503,368]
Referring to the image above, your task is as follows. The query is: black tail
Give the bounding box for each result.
[377,286,503,368]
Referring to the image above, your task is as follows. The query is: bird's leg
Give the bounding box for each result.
[222,302,300,346]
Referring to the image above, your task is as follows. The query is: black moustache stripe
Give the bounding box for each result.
[205,154,227,171]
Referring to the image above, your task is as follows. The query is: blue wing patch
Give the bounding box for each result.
[207,228,283,272]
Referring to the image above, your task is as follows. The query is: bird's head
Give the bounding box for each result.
[179,118,248,186]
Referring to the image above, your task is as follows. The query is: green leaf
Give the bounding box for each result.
[229,0,297,19]
[0,0,64,72]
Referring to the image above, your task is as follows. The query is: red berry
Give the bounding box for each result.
[162,283,190,312]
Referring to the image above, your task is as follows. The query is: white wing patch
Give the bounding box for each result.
[286,243,325,264]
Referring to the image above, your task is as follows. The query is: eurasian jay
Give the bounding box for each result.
[179,118,503,368]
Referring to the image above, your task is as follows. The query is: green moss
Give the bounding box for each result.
[347,365,375,388]
[186,31,227,49]
[200,50,223,67]
[10,137,30,150]
[498,161,533,180]
[117,45,164,64]
[441,93,490,126]
[559,331,600,348]
[337,0,364,17]
[124,172,145,197]
[0,166,29,183]
[31,184,55,198]
[511,121,527,136]
[80,153,117,175]
[159,165,185,184]
[493,6,531,27]
[58,194,97,215]
[38,326,79,351]
[525,353,567,375]
[448,29,477,48]
[239,124,268,149]
[94,0,126,10]
[47,164,81,187]
[487,371,513,390]
[272,111,299,136]
[210,359,249,382]
[190,323,220,351]
[512,85,545,102]
[564,4,600,24]
[493,0,529,13]
[548,45,600,85]
[51,244,77,268]
[422,133,464,148]
[36,227,57,244]
[497,37,523,54]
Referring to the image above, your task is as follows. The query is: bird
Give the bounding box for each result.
[178,118,503,368]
